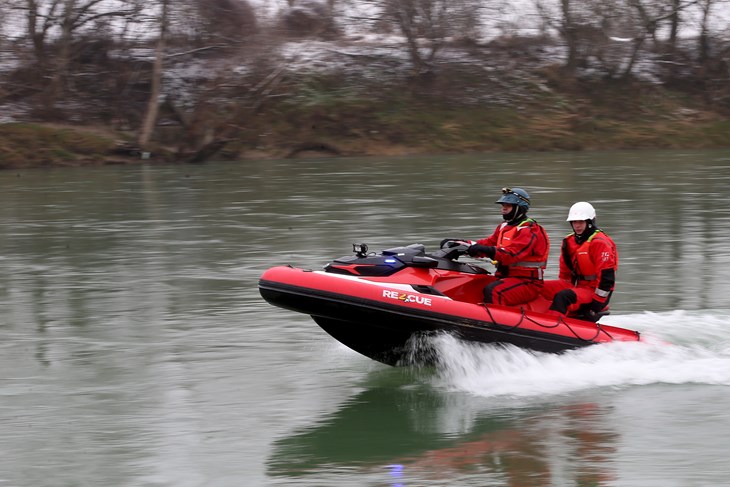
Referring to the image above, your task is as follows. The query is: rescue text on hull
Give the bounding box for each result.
[258,243,641,366]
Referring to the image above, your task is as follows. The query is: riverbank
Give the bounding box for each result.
[2,78,730,170]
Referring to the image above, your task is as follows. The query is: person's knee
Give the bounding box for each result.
[549,289,577,314]
[482,281,502,304]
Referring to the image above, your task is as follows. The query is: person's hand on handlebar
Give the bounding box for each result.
[466,244,496,259]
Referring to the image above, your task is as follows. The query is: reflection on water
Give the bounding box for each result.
[2,150,730,486]
[268,310,730,486]
[268,367,619,486]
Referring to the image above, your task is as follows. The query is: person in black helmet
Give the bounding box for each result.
[443,187,550,306]
[542,201,618,322]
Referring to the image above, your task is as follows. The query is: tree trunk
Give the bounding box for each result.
[621,36,646,79]
[668,0,680,57]
[44,0,75,113]
[26,0,46,67]
[393,1,431,75]
[138,0,169,150]
[698,0,713,64]
[560,0,579,73]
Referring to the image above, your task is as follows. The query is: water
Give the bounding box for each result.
[1,150,730,486]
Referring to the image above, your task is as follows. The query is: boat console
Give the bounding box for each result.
[324,243,489,277]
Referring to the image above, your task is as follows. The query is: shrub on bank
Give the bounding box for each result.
[0,124,118,169]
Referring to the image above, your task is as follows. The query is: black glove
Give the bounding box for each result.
[585,299,607,322]
[466,244,496,258]
[589,298,605,313]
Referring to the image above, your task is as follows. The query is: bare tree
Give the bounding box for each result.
[696,0,718,63]
[0,1,8,43]
[667,0,683,56]
[538,0,655,78]
[551,0,641,75]
[142,0,260,153]
[381,0,480,75]
[7,0,143,110]
[624,0,711,78]
[22,0,62,71]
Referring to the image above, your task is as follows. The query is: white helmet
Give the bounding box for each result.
[566,201,596,221]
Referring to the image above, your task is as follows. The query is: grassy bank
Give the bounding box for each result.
[228,78,730,158]
[0,124,123,169]
[2,80,730,169]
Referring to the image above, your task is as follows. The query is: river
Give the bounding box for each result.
[1,150,730,486]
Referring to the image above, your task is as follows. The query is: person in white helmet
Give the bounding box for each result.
[541,201,618,322]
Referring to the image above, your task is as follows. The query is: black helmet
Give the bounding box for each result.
[496,187,530,210]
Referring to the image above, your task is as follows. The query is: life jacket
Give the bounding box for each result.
[495,218,549,279]
[562,230,615,287]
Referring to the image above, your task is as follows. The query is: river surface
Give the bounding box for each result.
[2,150,730,486]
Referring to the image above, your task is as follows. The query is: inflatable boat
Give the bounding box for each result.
[258,242,641,366]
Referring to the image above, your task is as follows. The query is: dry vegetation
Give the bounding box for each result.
[1,0,730,169]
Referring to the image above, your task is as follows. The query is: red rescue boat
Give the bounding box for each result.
[259,243,641,366]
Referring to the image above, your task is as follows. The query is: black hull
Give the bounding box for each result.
[260,280,592,366]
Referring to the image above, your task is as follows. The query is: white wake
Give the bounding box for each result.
[429,310,730,398]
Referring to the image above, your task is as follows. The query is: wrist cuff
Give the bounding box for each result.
[595,288,610,298]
